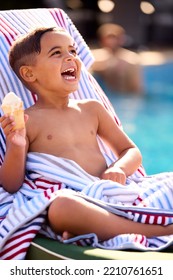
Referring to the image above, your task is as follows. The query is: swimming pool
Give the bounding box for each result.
[108,93,173,175]
[95,61,173,175]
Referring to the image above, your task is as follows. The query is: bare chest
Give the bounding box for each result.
[28,108,97,151]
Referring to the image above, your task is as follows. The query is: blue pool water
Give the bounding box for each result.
[108,93,173,175]
[95,61,173,175]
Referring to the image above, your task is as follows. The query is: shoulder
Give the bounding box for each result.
[25,104,37,116]
[69,99,106,120]
[75,99,110,121]
[74,99,104,110]
[120,48,140,64]
[25,104,46,120]
[77,99,106,116]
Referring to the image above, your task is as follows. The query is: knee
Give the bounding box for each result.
[47,192,78,232]
[48,193,72,220]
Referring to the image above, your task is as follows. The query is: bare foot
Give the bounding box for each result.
[62,231,74,240]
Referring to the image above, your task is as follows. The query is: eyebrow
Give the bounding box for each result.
[48,46,60,54]
[48,44,76,54]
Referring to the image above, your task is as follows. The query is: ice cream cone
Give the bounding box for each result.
[1,92,25,130]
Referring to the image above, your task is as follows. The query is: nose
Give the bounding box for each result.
[64,52,75,61]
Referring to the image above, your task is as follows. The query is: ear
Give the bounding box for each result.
[19,66,36,83]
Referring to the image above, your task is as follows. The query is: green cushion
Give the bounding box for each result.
[26,235,173,260]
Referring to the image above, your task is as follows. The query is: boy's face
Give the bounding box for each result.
[29,30,82,96]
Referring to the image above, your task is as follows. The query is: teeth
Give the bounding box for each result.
[63,68,75,73]
[64,76,75,80]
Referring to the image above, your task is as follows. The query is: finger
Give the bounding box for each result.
[4,123,16,136]
[0,114,10,124]
[118,175,126,185]
[1,116,13,129]
[2,117,16,134]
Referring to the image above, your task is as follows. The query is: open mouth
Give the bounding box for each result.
[61,68,77,80]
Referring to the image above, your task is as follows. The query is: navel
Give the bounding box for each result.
[47,134,53,140]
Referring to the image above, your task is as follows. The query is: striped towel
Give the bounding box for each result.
[1,152,173,259]
[24,153,173,251]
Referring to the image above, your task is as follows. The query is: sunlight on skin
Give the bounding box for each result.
[92,48,173,66]
[139,51,168,65]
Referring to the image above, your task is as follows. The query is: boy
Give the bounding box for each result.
[0,27,173,240]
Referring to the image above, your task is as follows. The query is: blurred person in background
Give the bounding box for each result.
[91,23,143,95]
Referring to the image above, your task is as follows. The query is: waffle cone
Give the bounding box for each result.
[1,101,25,130]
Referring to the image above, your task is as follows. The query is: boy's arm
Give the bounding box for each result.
[95,101,142,183]
[0,115,29,193]
[102,145,142,184]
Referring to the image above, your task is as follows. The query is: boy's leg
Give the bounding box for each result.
[48,192,173,240]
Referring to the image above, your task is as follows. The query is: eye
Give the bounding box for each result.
[51,50,61,56]
[70,49,77,56]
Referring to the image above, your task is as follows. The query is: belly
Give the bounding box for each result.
[29,140,108,177]
[33,147,107,177]
[59,148,107,177]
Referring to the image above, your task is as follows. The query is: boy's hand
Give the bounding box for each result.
[101,165,126,185]
[0,114,28,147]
